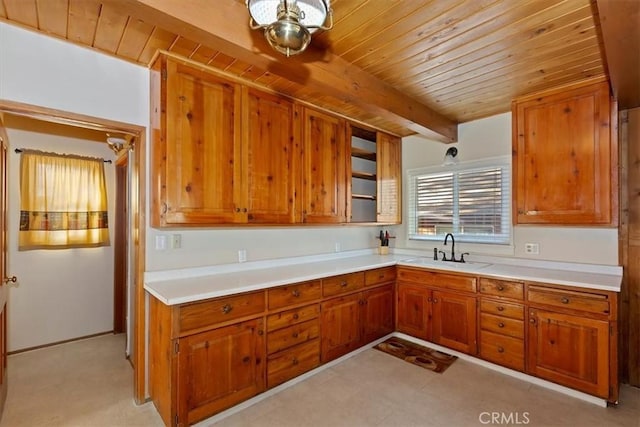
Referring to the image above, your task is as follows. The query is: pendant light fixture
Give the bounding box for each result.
[246,0,333,57]
[443,147,459,166]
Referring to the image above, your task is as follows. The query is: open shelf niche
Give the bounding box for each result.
[350,126,378,222]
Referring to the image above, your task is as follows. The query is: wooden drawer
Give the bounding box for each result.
[267,319,320,354]
[397,267,476,293]
[323,272,365,297]
[268,280,321,310]
[178,291,265,334]
[267,304,320,331]
[528,285,610,315]
[480,313,524,339]
[267,339,320,388]
[480,278,524,300]
[480,330,524,371]
[365,267,396,286]
[480,299,524,320]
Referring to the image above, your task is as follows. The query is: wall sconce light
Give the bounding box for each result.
[246,0,333,57]
[443,147,458,166]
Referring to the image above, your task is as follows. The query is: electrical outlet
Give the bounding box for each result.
[335,242,341,252]
[155,235,167,251]
[238,249,247,263]
[524,242,540,255]
[170,234,182,249]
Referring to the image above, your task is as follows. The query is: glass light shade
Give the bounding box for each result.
[247,0,330,31]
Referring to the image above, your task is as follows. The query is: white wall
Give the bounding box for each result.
[396,113,619,265]
[0,22,149,126]
[5,118,117,351]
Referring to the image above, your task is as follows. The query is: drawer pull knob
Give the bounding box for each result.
[340,281,348,288]
[497,306,505,312]
[222,304,233,314]
[378,275,385,279]
[497,346,505,353]
[529,318,537,325]
[292,332,299,338]
[498,322,505,328]
[561,297,570,304]
[292,290,301,298]
[497,285,505,291]
[258,329,264,336]
[433,298,438,303]
[292,358,299,366]
[292,313,299,320]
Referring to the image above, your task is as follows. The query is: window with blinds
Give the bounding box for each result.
[408,158,511,244]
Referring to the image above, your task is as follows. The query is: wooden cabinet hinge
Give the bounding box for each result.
[161,68,167,81]
[174,341,179,354]
[175,414,179,426]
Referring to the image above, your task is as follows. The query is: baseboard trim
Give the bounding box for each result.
[8,331,115,355]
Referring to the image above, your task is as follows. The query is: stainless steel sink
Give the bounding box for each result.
[398,257,491,272]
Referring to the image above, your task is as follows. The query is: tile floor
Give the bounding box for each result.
[1,334,639,427]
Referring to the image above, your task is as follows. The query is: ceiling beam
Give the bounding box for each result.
[115,0,458,142]
[595,0,640,109]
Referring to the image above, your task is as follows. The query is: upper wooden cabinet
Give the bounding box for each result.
[151,55,297,226]
[151,56,242,226]
[244,89,298,224]
[512,79,616,225]
[151,54,401,227]
[301,108,348,223]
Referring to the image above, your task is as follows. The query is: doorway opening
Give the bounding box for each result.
[0,100,146,403]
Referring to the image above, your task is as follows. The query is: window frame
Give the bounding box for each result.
[406,155,512,245]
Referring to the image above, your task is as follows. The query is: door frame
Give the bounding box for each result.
[0,99,147,404]
[114,155,128,335]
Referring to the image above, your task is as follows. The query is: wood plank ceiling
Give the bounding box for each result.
[0,0,618,139]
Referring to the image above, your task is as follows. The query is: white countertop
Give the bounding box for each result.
[145,251,622,306]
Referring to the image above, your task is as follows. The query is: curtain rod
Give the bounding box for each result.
[14,148,112,164]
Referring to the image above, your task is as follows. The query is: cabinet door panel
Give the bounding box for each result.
[396,283,430,340]
[246,90,297,223]
[363,284,395,343]
[302,108,347,223]
[178,319,265,424]
[514,81,612,224]
[376,132,401,223]
[321,293,361,362]
[165,61,242,224]
[432,291,477,354]
[528,309,609,398]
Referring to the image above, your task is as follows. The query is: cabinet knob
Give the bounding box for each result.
[433,298,438,303]
[498,322,505,328]
[235,208,241,213]
[292,358,299,366]
[529,318,537,325]
[258,329,264,336]
[222,304,233,314]
[292,313,299,320]
[340,281,348,288]
[378,274,385,280]
[497,306,505,312]
[292,290,301,298]
[427,297,432,303]
[497,346,505,353]
[292,332,299,338]
[561,297,570,304]
[497,285,505,291]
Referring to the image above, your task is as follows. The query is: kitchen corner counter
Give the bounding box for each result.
[145,253,404,305]
[145,251,622,306]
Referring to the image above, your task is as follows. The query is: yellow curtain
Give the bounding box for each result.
[19,151,110,250]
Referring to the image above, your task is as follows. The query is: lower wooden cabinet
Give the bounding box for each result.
[177,319,265,425]
[396,271,477,355]
[527,308,610,398]
[321,283,395,363]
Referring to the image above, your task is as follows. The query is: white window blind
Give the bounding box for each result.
[408,158,511,244]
